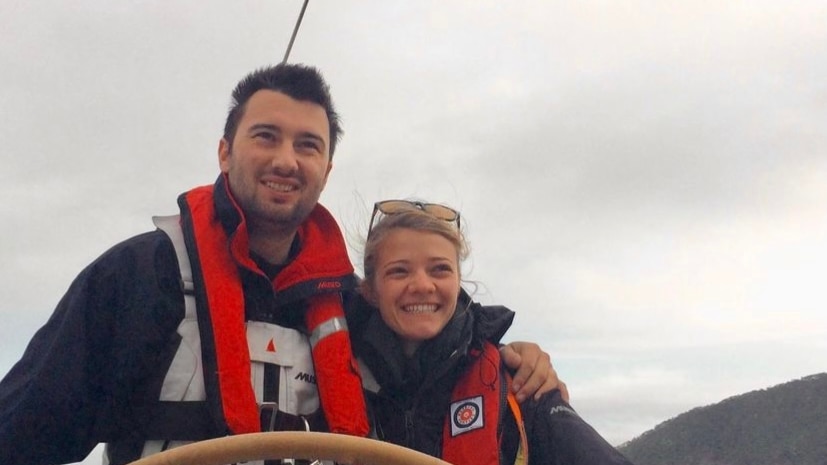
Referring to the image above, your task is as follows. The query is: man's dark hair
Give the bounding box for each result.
[223,64,343,158]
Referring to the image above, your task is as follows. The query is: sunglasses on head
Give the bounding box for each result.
[368,200,461,237]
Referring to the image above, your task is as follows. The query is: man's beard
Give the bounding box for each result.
[247,197,315,233]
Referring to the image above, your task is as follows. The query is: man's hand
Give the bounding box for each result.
[500,341,569,403]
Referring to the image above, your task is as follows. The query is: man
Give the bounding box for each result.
[0,64,562,465]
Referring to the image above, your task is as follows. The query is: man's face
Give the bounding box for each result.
[219,90,333,232]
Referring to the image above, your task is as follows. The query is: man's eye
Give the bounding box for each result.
[254,132,276,141]
[297,140,322,153]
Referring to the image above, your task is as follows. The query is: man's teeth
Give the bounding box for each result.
[265,182,294,192]
[403,304,438,313]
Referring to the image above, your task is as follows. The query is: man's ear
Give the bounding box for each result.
[218,138,231,173]
[320,160,333,189]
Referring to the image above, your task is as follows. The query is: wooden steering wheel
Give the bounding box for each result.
[126,431,452,465]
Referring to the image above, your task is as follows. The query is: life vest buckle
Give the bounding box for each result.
[259,403,321,465]
[259,402,314,433]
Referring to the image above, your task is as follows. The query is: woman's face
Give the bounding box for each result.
[370,228,461,349]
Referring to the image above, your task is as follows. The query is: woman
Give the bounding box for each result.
[348,199,634,464]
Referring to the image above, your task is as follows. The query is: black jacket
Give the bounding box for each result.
[0,176,358,465]
[349,292,635,465]
[0,227,183,464]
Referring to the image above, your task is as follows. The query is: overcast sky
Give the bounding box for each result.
[2,1,826,463]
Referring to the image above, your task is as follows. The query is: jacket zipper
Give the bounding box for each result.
[404,410,415,447]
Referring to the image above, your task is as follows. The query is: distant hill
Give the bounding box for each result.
[618,373,827,465]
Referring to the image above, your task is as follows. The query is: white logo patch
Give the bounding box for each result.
[450,396,484,436]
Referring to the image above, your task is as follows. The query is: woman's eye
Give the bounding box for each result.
[431,264,454,275]
[385,267,408,277]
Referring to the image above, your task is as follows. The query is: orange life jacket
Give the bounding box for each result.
[180,181,369,437]
[442,341,529,465]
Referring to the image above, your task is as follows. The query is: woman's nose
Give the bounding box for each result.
[408,270,435,293]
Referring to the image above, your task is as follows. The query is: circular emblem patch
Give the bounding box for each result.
[453,401,480,428]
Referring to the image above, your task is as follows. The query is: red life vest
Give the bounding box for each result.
[181,181,369,437]
[442,342,529,465]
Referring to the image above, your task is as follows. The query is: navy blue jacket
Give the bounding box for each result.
[349,292,635,464]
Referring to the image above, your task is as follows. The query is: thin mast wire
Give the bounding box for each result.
[282,0,310,64]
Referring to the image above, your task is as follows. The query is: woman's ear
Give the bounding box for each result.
[359,282,378,306]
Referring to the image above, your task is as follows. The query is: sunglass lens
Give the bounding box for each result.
[374,200,459,225]
[377,200,418,215]
[423,204,458,221]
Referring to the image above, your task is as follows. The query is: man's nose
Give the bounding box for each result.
[269,142,300,173]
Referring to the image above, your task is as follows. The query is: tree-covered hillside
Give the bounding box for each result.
[618,373,827,465]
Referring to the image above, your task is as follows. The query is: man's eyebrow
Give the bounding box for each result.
[248,123,281,133]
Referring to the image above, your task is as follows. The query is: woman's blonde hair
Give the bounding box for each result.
[361,207,469,297]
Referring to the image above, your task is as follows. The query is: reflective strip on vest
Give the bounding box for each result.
[309,316,347,348]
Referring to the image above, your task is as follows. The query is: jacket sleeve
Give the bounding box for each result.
[0,231,183,465]
[523,390,636,464]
